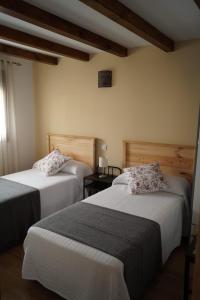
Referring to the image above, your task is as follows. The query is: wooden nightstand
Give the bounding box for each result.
[83,166,122,199]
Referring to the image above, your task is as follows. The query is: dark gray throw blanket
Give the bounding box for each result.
[35,202,162,300]
[0,178,40,251]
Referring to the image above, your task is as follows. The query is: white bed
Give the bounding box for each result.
[22,140,194,300]
[3,134,96,219]
[3,169,83,218]
[22,183,188,300]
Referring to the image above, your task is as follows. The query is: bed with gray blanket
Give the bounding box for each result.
[23,180,189,300]
[35,201,162,300]
[0,178,40,251]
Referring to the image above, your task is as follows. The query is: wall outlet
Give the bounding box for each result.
[101,143,107,151]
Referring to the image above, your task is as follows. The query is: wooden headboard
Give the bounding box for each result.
[123,140,195,181]
[48,134,96,170]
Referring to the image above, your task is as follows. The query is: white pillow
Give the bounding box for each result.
[112,173,129,185]
[33,149,71,176]
[61,160,93,178]
[114,172,159,186]
[113,172,191,199]
[164,175,191,199]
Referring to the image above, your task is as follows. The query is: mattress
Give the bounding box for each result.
[22,184,186,300]
[3,169,82,218]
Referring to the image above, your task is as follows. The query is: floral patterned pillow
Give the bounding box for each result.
[124,162,158,174]
[33,149,71,176]
[126,162,167,194]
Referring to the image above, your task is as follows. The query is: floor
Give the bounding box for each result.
[0,245,186,300]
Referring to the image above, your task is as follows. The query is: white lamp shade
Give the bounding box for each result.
[99,157,108,168]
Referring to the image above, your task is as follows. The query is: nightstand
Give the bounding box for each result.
[83,166,121,199]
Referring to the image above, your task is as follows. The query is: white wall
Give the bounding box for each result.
[13,58,36,170]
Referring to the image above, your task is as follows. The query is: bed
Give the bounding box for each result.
[22,140,194,300]
[0,134,96,251]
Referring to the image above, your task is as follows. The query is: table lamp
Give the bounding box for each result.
[99,156,108,178]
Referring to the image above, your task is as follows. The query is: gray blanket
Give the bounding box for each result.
[35,202,162,300]
[0,178,40,251]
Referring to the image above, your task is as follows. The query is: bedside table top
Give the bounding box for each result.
[84,173,117,184]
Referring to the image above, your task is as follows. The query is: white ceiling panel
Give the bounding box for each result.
[0,0,199,58]
[0,12,99,54]
[24,0,149,48]
[120,0,200,41]
[0,39,61,57]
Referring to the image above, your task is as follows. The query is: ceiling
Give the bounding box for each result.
[0,0,199,58]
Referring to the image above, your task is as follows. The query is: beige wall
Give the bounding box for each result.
[34,40,200,167]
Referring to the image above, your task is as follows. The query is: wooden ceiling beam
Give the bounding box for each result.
[0,24,89,61]
[194,0,200,9]
[0,0,127,57]
[79,0,174,52]
[0,43,58,65]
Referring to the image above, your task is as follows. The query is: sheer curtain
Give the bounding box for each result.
[0,59,18,175]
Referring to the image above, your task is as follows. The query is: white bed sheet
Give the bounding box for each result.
[3,169,82,218]
[22,184,185,300]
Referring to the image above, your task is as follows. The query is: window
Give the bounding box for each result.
[0,83,6,140]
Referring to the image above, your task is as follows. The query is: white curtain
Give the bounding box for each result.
[0,59,18,175]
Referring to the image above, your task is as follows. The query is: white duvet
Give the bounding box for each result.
[22,183,187,300]
[3,169,82,218]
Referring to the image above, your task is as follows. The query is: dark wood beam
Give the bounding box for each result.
[79,0,174,52]
[0,43,58,65]
[0,0,127,57]
[194,0,200,9]
[0,24,89,61]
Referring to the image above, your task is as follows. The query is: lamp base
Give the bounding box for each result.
[99,174,107,178]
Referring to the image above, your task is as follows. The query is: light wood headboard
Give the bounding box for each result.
[123,140,195,181]
[48,134,96,170]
